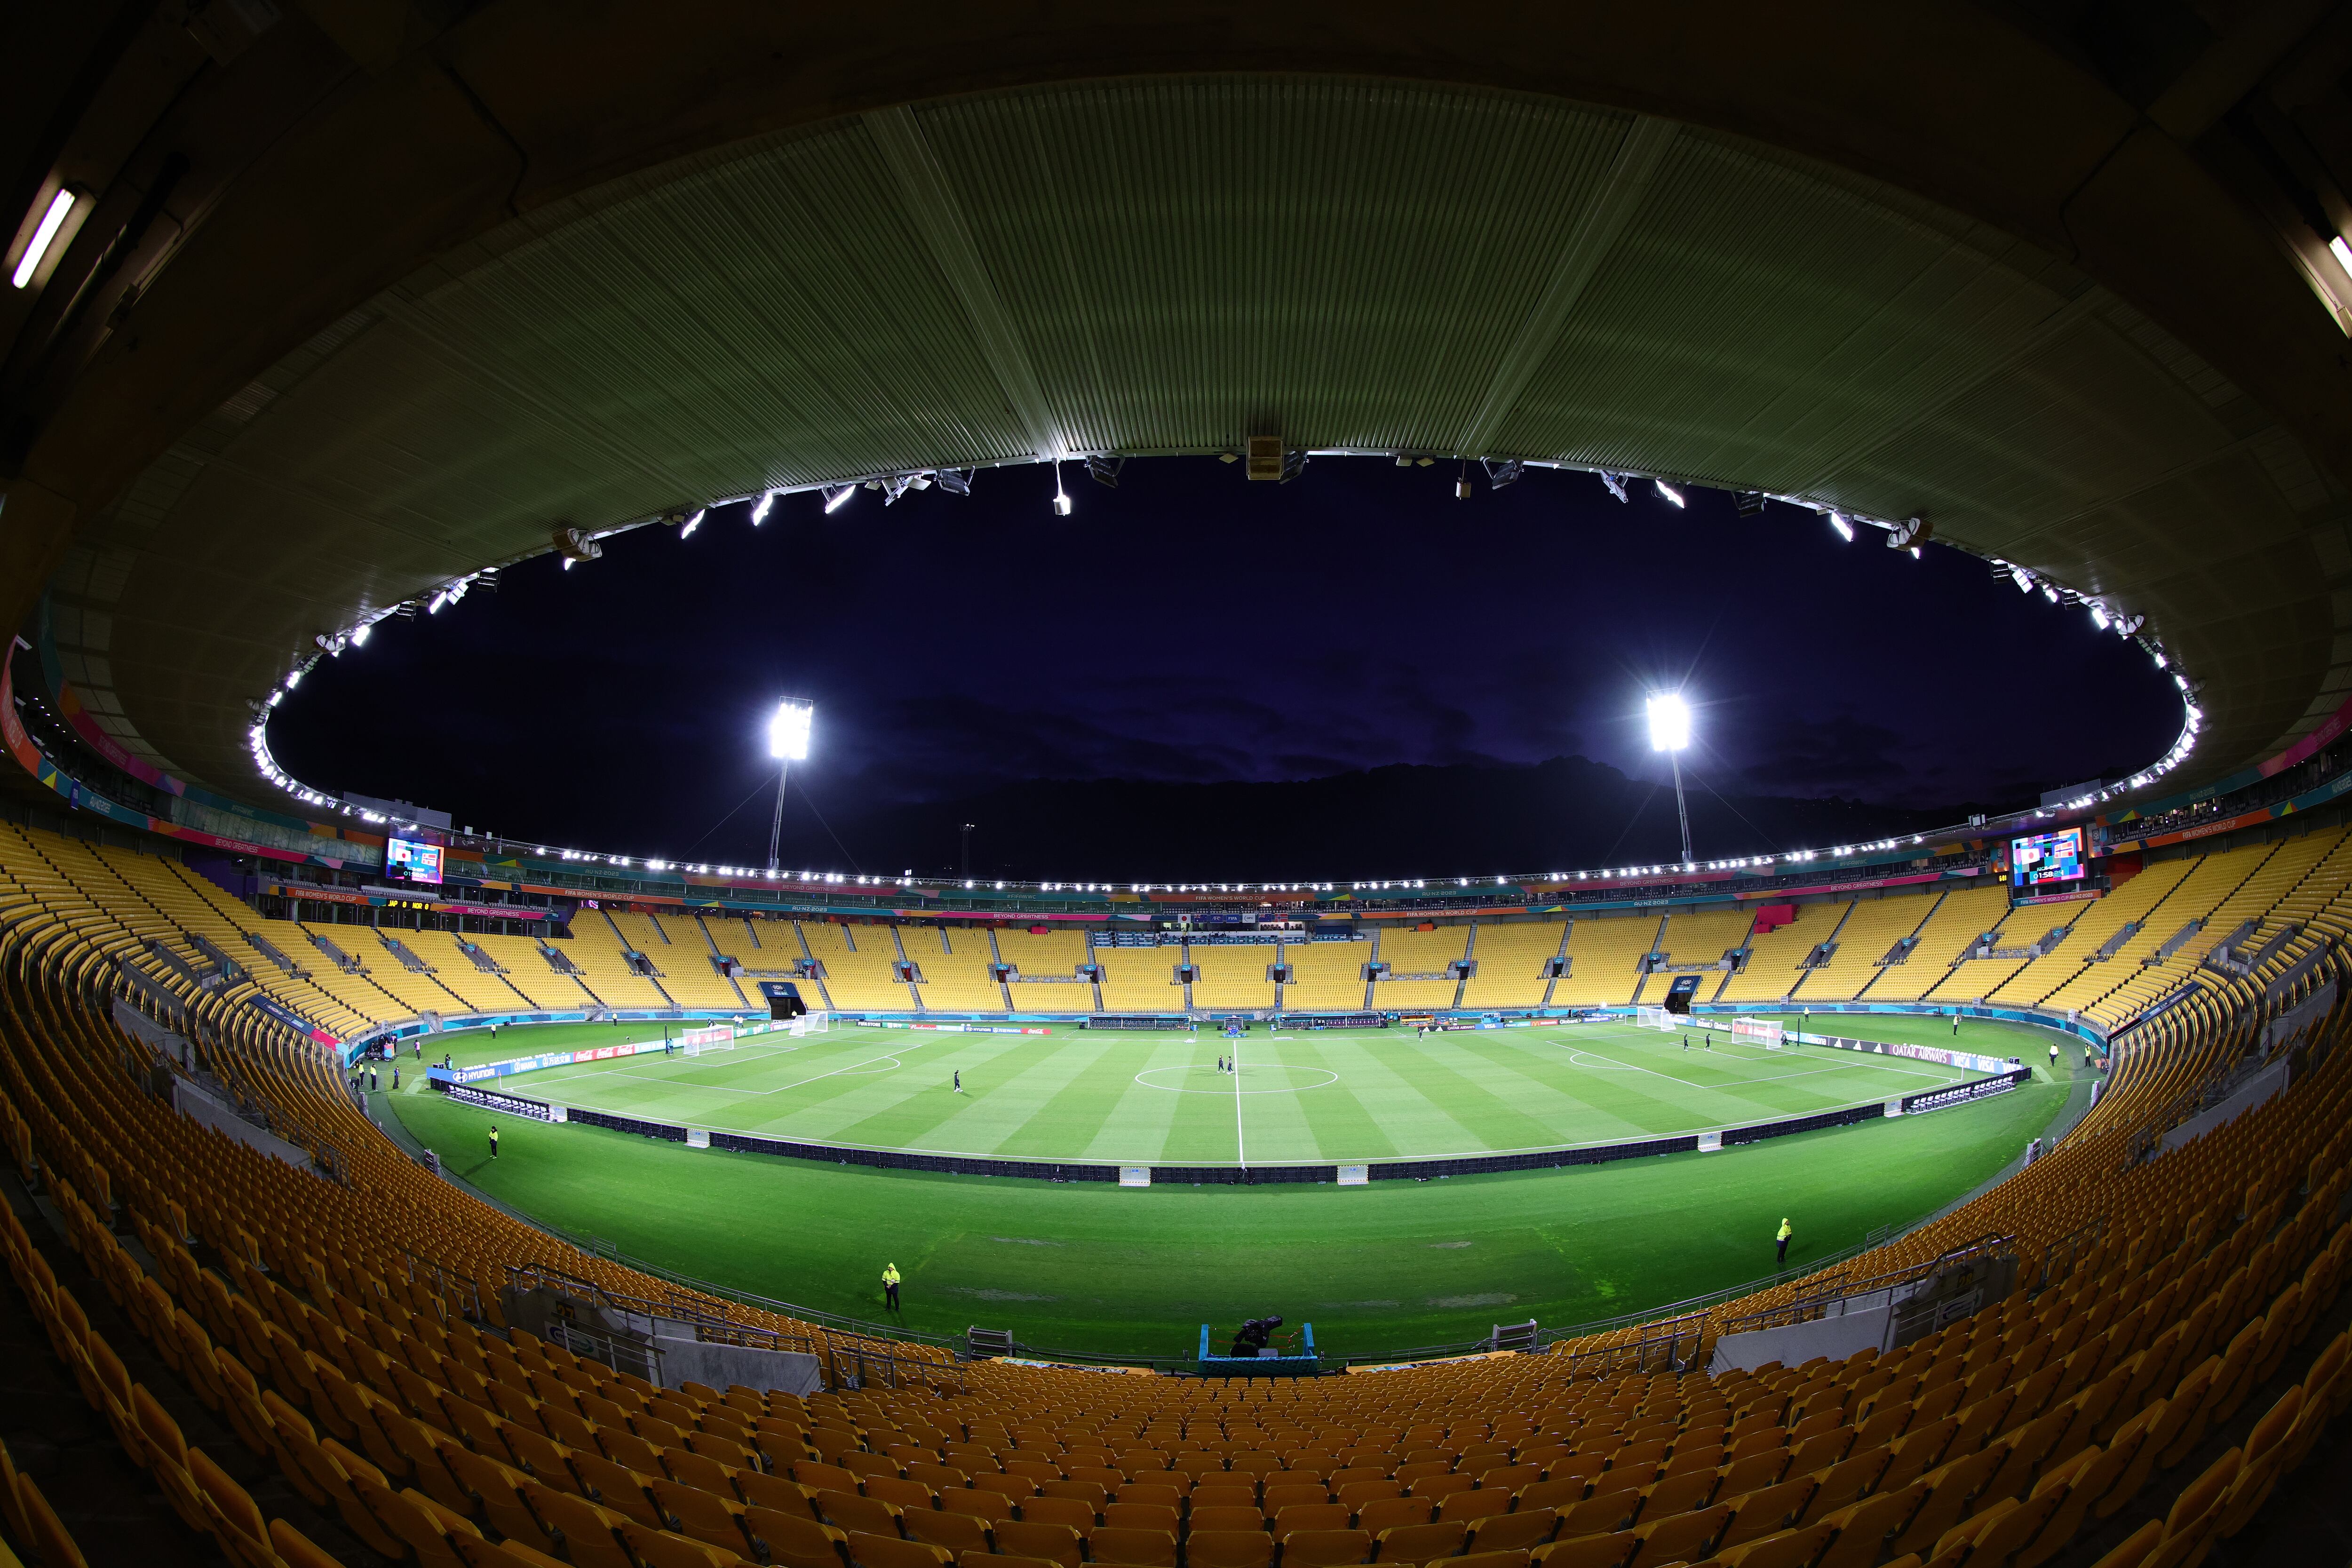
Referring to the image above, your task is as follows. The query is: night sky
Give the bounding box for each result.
[269,457,2183,876]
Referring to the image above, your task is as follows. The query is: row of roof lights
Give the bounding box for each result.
[243,457,2203,866]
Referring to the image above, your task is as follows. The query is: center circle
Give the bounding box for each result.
[1133,1064,1341,1095]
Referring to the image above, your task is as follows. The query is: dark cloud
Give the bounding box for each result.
[1733,715,1910,793]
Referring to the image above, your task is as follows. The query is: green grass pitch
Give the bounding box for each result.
[385,1014,2083,1358]
[404,1018,2010,1164]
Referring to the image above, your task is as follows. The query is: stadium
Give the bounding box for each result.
[7,6,2352,1568]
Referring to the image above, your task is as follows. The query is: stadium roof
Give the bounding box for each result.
[8,4,2352,816]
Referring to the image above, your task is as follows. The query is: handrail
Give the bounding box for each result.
[542,1226,961,1352]
[1716,1280,1852,1337]
[402,1244,485,1321]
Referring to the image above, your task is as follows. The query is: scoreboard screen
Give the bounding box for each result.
[385,836,444,885]
[2010,827,2084,888]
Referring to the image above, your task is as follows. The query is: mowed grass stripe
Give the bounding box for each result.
[1278,1037,1398,1162]
[728,1039,952,1140]
[819,1041,1003,1148]
[1547,1031,1958,1131]
[1161,1043,1245,1165]
[995,1044,1160,1160]
[1372,1039,1591,1155]
[1078,1043,1214,1165]
[1229,1052,1330,1166]
[1514,1036,1732,1141]
[1299,1039,1494,1158]
[1430,1035,1663,1146]
[881,1041,1090,1154]
[1435,1034,1685,1146]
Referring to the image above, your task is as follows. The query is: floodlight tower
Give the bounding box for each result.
[1647,692,1695,868]
[766,699,814,873]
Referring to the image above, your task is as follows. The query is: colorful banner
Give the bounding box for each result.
[2104,767,2352,855]
[0,661,377,870]
[1798,1033,2017,1075]
[1735,867,1979,900]
[429,1038,673,1085]
[262,882,550,921]
[854,1021,1051,1035]
[2116,686,2352,821]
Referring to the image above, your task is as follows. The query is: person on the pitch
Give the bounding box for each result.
[489,1124,499,1161]
[953,1070,962,1094]
[882,1262,902,1310]
[2049,1043,2060,1071]
[1776,1217,1792,1265]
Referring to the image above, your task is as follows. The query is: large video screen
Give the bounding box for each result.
[385,836,444,885]
[2011,827,2084,888]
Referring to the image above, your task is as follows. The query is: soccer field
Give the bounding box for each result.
[419,1017,2015,1165]
[386,1030,2079,1358]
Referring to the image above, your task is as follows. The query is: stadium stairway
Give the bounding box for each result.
[1991,862,2207,1018]
[2071,842,2290,1029]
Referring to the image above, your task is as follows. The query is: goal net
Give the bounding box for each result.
[1732,1017,1785,1048]
[681,1024,733,1057]
[785,1010,831,1038]
[1635,1005,1677,1031]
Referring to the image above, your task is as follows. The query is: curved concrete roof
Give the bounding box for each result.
[9,4,2352,813]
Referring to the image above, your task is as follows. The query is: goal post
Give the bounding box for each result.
[786,1010,831,1038]
[1635,1006,1676,1031]
[681,1024,733,1057]
[1732,1017,1785,1049]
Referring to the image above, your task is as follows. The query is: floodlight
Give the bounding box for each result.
[750,490,778,525]
[350,622,372,647]
[1052,461,1073,516]
[768,700,813,760]
[1646,692,1692,752]
[1654,479,1685,508]
[822,484,855,513]
[1598,471,1629,503]
[681,509,705,538]
[2333,236,2352,281]
[1648,691,1695,865]
[11,189,74,290]
[1828,512,1853,541]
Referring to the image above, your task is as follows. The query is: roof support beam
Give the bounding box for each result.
[1454,114,1679,458]
[865,105,1065,463]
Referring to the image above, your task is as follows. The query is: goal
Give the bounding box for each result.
[1635,1006,1677,1031]
[681,1024,733,1057]
[1732,1017,1785,1048]
[784,1010,831,1038]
